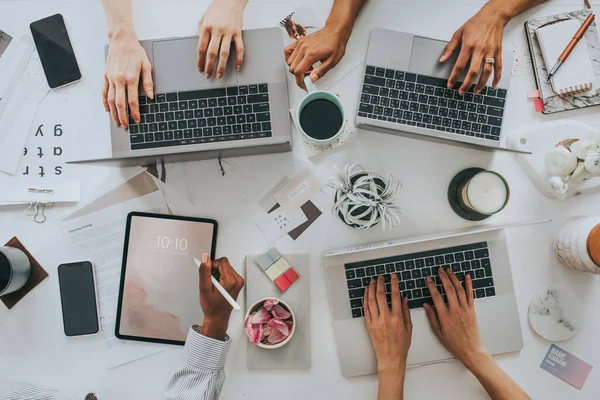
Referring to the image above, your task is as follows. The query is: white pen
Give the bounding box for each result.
[193,256,241,311]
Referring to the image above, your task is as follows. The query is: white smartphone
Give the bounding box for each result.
[30,14,81,89]
[58,261,100,337]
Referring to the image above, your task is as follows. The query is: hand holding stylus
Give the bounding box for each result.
[196,254,244,340]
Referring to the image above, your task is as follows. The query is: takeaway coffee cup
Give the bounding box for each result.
[296,76,346,146]
[0,246,31,296]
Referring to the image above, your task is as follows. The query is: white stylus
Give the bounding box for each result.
[193,257,241,311]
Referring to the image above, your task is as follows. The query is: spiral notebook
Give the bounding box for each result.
[537,19,594,96]
[525,10,600,114]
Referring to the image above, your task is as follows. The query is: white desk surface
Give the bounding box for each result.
[1,1,599,399]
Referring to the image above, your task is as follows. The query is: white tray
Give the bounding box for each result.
[245,253,310,370]
[507,120,600,198]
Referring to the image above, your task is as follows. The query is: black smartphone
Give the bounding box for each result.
[58,261,100,337]
[30,14,81,89]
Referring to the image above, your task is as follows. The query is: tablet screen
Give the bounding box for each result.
[118,213,217,344]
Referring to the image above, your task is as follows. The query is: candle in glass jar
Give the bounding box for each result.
[460,171,509,215]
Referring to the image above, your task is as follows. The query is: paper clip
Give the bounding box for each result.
[34,202,52,224]
[24,201,38,216]
[25,187,54,223]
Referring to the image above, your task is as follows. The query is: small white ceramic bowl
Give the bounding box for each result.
[245,297,296,349]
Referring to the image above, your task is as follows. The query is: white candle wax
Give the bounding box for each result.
[466,172,508,215]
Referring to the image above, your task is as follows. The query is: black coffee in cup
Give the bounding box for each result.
[0,247,31,296]
[299,99,343,140]
[0,252,11,293]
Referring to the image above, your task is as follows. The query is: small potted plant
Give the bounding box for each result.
[327,164,401,230]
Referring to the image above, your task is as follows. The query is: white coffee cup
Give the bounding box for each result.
[295,76,346,146]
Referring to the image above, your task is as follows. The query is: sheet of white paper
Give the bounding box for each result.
[255,207,308,243]
[0,36,35,122]
[151,174,197,215]
[0,94,80,205]
[0,60,49,175]
[506,32,534,78]
[60,190,169,369]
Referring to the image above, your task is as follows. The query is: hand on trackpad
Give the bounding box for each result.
[152,37,237,94]
[409,37,459,82]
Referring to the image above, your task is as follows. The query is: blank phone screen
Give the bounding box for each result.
[58,262,99,336]
[30,14,81,88]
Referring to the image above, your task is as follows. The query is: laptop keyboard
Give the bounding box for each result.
[127,84,272,150]
[344,242,496,318]
[358,65,507,142]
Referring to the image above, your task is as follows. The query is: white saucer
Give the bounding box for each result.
[528,287,582,342]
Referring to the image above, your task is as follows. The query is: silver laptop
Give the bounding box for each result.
[324,220,549,378]
[356,29,529,154]
[72,28,292,166]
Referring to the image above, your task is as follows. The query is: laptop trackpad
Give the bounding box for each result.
[409,37,460,80]
[152,37,237,93]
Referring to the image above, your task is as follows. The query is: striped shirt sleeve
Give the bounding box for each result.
[0,382,87,400]
[164,325,232,400]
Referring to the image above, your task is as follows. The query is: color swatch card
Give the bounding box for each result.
[254,247,300,292]
[540,344,593,389]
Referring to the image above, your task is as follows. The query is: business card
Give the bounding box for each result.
[0,30,12,58]
[255,207,308,243]
[273,170,321,213]
[258,176,290,214]
[540,344,593,389]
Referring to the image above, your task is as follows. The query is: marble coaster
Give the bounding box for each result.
[528,287,582,342]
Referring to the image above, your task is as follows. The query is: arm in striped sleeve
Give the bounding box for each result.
[164,325,232,400]
[0,382,89,400]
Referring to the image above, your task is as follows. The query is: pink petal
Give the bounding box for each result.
[263,299,279,311]
[271,304,292,319]
[254,324,264,344]
[244,316,263,344]
[268,318,289,337]
[263,327,273,337]
[249,308,271,325]
[266,328,287,344]
[285,320,293,331]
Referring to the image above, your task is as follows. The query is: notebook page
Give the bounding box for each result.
[537,19,595,95]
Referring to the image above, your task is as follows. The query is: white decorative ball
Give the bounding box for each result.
[570,139,599,160]
[584,152,600,175]
[548,176,568,197]
[545,146,578,176]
